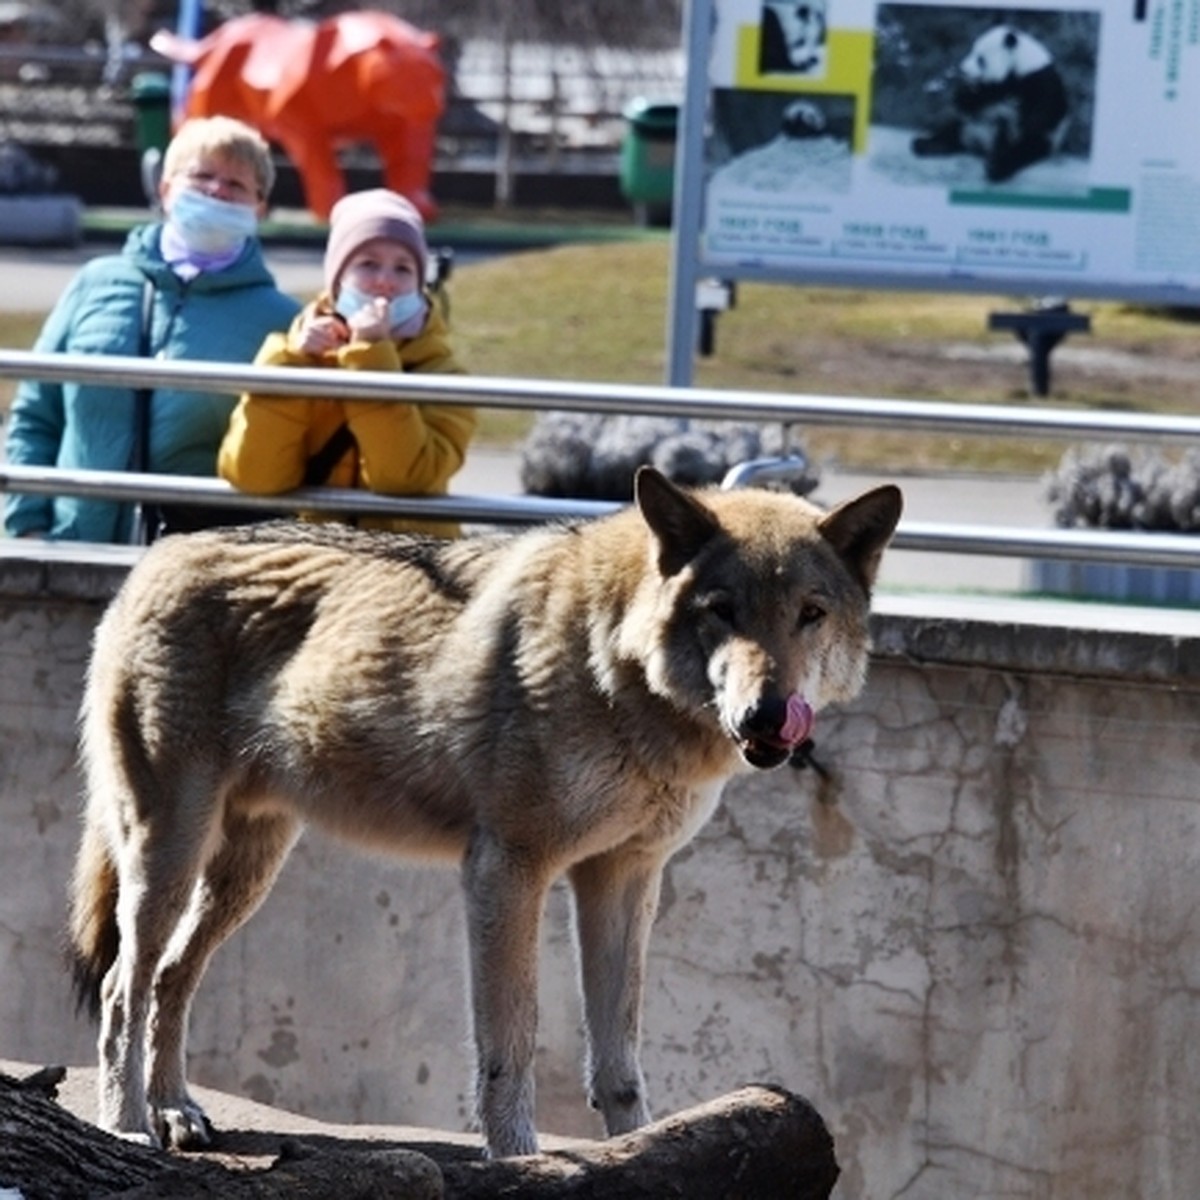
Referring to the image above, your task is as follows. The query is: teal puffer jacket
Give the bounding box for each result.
[3,224,300,543]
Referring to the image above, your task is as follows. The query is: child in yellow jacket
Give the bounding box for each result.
[218,188,475,535]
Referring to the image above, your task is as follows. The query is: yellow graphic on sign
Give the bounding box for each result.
[736,25,875,152]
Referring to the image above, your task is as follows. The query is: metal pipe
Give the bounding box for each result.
[2,349,1200,444]
[892,522,1200,568]
[0,464,618,525]
[2,464,1198,568]
[720,455,814,491]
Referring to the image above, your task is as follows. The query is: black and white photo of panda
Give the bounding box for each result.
[780,98,828,139]
[911,24,1070,183]
[707,89,856,197]
[759,1,828,76]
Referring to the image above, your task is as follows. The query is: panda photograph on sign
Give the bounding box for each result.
[759,0,829,76]
[707,89,857,200]
[868,5,1099,193]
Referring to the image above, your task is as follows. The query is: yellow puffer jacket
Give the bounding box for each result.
[218,294,476,536]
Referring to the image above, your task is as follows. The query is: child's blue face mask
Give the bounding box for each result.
[167,188,258,257]
[335,284,424,330]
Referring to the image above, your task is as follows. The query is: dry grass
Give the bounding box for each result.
[450,240,1200,474]
[0,313,47,413]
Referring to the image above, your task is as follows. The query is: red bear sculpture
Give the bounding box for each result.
[151,10,445,221]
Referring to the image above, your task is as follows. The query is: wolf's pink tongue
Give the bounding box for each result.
[779,693,815,745]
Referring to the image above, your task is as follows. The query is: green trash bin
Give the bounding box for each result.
[131,72,172,155]
[619,99,678,227]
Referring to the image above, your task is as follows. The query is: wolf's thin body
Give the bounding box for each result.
[69,467,901,1157]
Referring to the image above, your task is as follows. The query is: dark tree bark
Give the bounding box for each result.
[0,1066,167,1199]
[0,1067,440,1200]
[440,1085,840,1199]
[0,1068,837,1200]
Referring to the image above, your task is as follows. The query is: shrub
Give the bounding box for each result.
[519,413,819,501]
[1043,444,1200,532]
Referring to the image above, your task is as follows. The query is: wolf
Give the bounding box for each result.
[68,466,901,1158]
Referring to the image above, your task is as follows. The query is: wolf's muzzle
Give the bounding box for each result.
[735,693,815,769]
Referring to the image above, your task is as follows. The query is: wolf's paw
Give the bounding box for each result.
[485,1125,540,1159]
[593,1082,651,1138]
[111,1127,163,1149]
[154,1099,213,1150]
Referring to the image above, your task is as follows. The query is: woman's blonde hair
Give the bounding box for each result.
[162,116,276,198]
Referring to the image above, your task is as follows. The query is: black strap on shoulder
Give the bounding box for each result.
[127,277,158,545]
[304,421,357,486]
[128,278,156,473]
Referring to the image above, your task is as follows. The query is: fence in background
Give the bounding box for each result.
[2,348,1199,574]
[0,40,683,166]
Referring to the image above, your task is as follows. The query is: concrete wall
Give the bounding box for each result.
[2,545,1198,1199]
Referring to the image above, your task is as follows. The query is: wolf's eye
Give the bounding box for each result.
[797,602,826,630]
[700,594,736,626]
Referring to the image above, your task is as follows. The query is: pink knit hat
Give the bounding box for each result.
[323,188,429,295]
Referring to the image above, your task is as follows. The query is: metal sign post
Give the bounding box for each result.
[666,0,716,387]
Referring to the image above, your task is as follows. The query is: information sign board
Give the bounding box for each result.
[667,1,1200,382]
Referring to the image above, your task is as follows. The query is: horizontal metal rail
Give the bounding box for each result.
[3,349,1200,443]
[1,350,1198,570]
[3,465,1199,569]
[0,464,619,526]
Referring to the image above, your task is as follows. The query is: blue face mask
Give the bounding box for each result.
[167,188,258,258]
[336,284,425,330]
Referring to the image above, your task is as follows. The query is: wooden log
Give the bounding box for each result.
[117,1143,444,1199]
[0,1067,441,1199]
[439,1084,839,1199]
[0,1068,836,1199]
[0,1066,168,1199]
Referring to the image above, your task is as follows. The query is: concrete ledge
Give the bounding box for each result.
[3,540,1195,681]
[873,590,1200,683]
[0,539,138,603]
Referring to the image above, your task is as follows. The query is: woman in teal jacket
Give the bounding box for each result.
[3,116,300,543]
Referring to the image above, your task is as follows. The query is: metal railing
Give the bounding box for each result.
[2,347,1199,570]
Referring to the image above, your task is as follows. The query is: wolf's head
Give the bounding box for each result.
[626,467,901,770]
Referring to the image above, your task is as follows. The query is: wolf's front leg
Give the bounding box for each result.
[568,849,664,1137]
[462,828,549,1157]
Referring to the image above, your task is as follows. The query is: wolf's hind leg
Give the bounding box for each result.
[146,809,300,1148]
[97,805,220,1146]
[462,827,549,1158]
[569,849,664,1137]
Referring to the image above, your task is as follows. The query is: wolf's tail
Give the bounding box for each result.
[66,816,119,1021]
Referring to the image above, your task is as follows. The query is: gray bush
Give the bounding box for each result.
[1043,444,1200,532]
[519,412,818,500]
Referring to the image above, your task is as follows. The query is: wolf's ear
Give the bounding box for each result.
[635,466,721,577]
[818,484,903,596]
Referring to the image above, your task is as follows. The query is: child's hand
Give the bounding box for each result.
[291,312,349,356]
[345,296,392,343]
